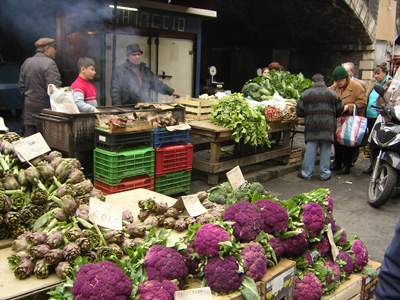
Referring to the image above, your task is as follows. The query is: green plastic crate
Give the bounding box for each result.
[154,170,191,196]
[94,145,154,185]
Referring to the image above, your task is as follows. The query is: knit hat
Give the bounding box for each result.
[126,44,143,56]
[332,66,349,81]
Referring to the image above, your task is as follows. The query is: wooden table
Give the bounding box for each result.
[189,120,296,185]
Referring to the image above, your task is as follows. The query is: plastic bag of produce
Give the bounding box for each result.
[47,84,80,114]
[260,92,287,112]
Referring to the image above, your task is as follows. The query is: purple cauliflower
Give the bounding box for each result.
[144,245,188,289]
[281,227,309,258]
[351,239,368,271]
[337,250,354,278]
[193,223,230,257]
[136,280,179,300]
[326,194,333,213]
[326,213,335,229]
[301,202,325,238]
[71,261,132,300]
[240,242,267,282]
[222,201,263,242]
[304,251,314,267]
[204,256,243,293]
[313,234,331,257]
[268,235,284,262]
[334,225,347,246]
[254,199,288,234]
[293,272,323,300]
[324,258,341,285]
[180,242,200,275]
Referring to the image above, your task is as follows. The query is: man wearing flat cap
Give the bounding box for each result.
[110,43,180,105]
[19,37,61,137]
[329,65,367,175]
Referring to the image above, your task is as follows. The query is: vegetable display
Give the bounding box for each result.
[241,70,312,101]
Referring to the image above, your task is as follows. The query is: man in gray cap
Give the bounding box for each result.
[110,43,180,105]
[19,37,61,137]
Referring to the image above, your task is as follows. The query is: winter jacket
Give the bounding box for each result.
[366,77,393,107]
[330,77,367,116]
[19,52,62,125]
[71,75,97,112]
[110,60,174,105]
[375,220,400,300]
[296,81,344,142]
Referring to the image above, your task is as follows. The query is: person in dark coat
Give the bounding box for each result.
[110,44,180,105]
[296,74,344,181]
[375,219,400,300]
[19,38,62,137]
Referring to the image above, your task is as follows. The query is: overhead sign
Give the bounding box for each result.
[376,0,397,41]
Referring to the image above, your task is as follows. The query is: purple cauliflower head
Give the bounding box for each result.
[324,258,341,285]
[254,199,288,234]
[268,235,284,262]
[351,239,368,271]
[293,272,323,300]
[334,225,347,246]
[136,280,179,300]
[223,201,263,242]
[204,255,243,293]
[144,245,188,289]
[281,227,309,258]
[326,194,333,213]
[301,202,325,238]
[193,223,230,257]
[338,250,354,278]
[71,261,132,300]
[180,242,200,275]
[240,242,268,282]
[313,234,331,257]
[304,251,314,267]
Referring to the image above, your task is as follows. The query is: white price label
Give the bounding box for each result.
[175,287,213,299]
[12,132,51,162]
[226,166,245,190]
[181,194,207,217]
[89,197,123,230]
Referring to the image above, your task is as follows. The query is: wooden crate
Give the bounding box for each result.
[174,95,214,120]
[288,148,302,164]
[352,260,381,300]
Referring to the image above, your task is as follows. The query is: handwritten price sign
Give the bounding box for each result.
[89,198,123,230]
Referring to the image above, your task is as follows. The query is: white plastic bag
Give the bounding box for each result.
[260,92,287,112]
[47,84,80,114]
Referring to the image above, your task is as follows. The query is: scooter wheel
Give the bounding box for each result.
[368,161,397,208]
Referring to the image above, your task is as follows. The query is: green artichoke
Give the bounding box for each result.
[14,258,34,279]
[75,237,92,252]
[65,227,83,242]
[60,194,77,216]
[34,259,51,279]
[45,231,64,248]
[104,229,124,244]
[8,250,30,270]
[44,249,63,265]
[0,194,11,213]
[62,243,80,263]
[55,261,73,279]
[30,244,51,259]
[4,211,21,228]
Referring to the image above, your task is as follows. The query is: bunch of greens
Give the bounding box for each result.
[211,93,271,148]
[241,70,312,101]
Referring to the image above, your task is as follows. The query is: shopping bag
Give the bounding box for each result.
[336,105,368,147]
[47,84,80,114]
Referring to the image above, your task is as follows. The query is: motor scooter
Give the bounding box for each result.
[368,85,400,207]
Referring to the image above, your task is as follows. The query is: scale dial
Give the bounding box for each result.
[209,66,217,76]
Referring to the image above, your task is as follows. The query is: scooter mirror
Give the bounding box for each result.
[374,84,385,97]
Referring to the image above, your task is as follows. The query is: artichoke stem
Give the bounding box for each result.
[36,180,48,193]
[49,195,61,206]
[76,216,93,229]
[52,177,63,188]
[47,182,58,194]
[44,218,58,233]
[0,189,22,195]
[0,156,9,171]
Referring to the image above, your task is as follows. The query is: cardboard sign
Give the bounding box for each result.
[173,194,207,217]
[89,197,123,230]
[226,166,245,190]
[376,0,397,41]
[327,223,339,261]
[174,287,213,299]
[12,132,51,162]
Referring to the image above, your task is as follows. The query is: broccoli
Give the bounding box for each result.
[293,272,323,300]
[249,182,267,196]
[71,261,132,300]
[281,227,309,258]
[204,255,243,293]
[136,280,179,300]
[301,202,325,238]
[207,183,232,205]
[222,201,263,242]
[337,250,354,278]
[254,199,288,234]
[232,189,251,202]
[193,223,231,257]
[240,242,268,282]
[144,245,188,289]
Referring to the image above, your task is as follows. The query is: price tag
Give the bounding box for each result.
[89,197,123,230]
[327,223,339,260]
[226,166,245,190]
[181,194,207,217]
[12,132,51,162]
[174,287,213,299]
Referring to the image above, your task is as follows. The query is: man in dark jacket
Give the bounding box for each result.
[375,219,400,300]
[296,74,344,181]
[19,38,62,137]
[110,44,180,105]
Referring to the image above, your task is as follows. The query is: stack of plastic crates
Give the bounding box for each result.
[93,129,155,195]
[153,127,192,196]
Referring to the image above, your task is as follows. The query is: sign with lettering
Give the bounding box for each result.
[174,287,212,299]
[227,166,246,190]
[181,194,207,217]
[12,132,51,162]
[89,197,123,230]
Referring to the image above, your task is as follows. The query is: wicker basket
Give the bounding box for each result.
[266,116,284,123]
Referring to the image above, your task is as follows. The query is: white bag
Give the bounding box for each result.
[47,84,80,114]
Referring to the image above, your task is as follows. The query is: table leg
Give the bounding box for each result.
[208,141,221,185]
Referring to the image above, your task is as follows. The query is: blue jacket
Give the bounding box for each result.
[375,220,400,300]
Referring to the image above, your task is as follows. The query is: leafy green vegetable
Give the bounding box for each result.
[211,93,271,148]
[241,70,312,101]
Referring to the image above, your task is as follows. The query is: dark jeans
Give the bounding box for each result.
[333,144,359,168]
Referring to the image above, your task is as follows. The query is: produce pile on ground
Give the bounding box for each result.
[42,181,376,300]
[241,70,312,101]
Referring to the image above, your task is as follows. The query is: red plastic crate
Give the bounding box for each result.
[94,175,154,195]
[155,143,193,177]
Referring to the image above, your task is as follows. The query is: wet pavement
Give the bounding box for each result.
[189,127,400,263]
